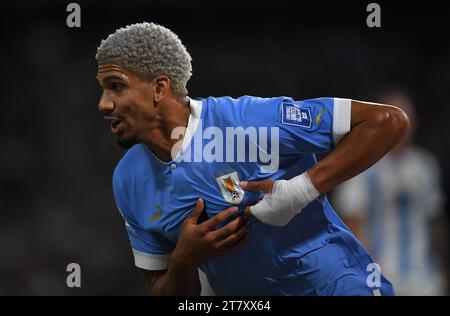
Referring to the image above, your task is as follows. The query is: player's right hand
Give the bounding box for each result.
[170,198,249,268]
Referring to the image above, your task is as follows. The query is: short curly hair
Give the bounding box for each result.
[96,22,192,93]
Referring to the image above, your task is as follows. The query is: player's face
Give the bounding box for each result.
[97,64,157,149]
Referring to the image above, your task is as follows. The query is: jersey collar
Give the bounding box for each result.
[172,97,203,162]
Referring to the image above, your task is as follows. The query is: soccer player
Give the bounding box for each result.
[96,22,409,295]
[333,89,447,295]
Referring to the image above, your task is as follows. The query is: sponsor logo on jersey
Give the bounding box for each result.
[281,101,312,128]
[149,205,163,222]
[315,109,325,124]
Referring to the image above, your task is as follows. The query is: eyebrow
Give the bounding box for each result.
[97,74,127,85]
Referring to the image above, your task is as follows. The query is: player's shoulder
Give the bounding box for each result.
[203,95,337,113]
[204,95,290,107]
[113,143,150,185]
[202,96,291,122]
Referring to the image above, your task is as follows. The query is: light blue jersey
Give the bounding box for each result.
[112,95,394,295]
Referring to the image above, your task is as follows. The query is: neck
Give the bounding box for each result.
[144,96,190,162]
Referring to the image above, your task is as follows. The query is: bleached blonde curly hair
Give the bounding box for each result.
[96,22,192,94]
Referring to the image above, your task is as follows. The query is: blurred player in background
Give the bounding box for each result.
[96,23,410,295]
[333,88,447,295]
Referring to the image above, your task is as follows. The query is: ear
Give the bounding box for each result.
[152,75,171,103]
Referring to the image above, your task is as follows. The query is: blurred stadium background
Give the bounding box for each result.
[0,0,449,295]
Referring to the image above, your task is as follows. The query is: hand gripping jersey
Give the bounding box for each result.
[113,96,394,295]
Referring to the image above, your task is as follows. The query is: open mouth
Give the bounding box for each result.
[111,119,123,134]
[104,116,124,134]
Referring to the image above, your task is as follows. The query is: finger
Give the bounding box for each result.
[216,222,248,249]
[210,214,247,240]
[240,180,274,193]
[202,206,239,230]
[220,231,248,254]
[244,205,252,217]
[244,198,261,216]
[186,198,204,224]
[228,235,247,251]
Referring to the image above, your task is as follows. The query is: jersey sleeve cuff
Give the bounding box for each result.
[333,98,352,146]
[133,249,170,270]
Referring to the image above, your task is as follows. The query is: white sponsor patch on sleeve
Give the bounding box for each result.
[281,101,312,128]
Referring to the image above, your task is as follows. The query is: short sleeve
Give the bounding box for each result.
[238,96,351,156]
[113,169,175,270]
[277,97,351,155]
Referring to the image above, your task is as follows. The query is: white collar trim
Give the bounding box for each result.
[172,97,202,162]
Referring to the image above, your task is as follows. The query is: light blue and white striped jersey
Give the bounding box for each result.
[334,148,445,295]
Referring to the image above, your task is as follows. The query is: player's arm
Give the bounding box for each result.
[143,266,201,296]
[241,100,410,226]
[143,199,248,295]
[307,100,410,193]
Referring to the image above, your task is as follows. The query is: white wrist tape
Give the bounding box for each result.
[250,172,320,227]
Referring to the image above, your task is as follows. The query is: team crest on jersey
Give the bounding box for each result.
[215,171,244,204]
[281,101,312,128]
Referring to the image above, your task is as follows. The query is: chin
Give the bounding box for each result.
[117,135,137,149]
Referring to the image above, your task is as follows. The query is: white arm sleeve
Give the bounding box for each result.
[133,249,170,270]
[333,98,352,146]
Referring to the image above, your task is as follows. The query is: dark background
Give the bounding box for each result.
[0,0,449,295]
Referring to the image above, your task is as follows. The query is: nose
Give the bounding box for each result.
[98,91,114,113]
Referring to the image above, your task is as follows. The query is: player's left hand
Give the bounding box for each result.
[240,179,275,195]
[240,179,275,218]
[240,177,312,227]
